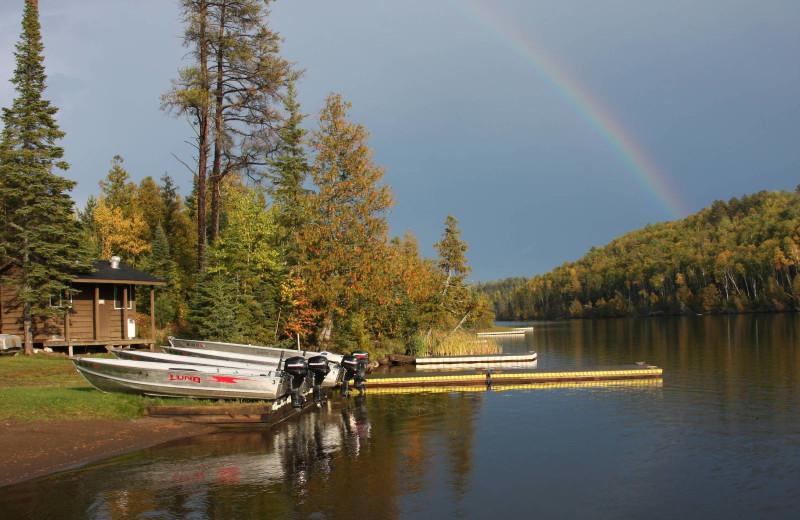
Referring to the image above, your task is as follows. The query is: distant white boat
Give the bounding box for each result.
[476,327,532,337]
[415,350,538,366]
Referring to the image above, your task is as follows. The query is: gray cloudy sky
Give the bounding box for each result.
[1,0,798,281]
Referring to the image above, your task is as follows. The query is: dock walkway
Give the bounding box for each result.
[365,365,662,389]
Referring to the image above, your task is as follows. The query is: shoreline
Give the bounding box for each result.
[0,418,217,487]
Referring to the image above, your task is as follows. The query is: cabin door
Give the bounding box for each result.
[97,285,111,338]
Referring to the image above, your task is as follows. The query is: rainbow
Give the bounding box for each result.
[456,0,687,220]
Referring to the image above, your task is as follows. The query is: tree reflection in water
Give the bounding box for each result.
[0,390,484,520]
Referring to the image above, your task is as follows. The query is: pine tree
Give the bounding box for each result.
[0,0,92,354]
[268,80,309,267]
[433,215,474,332]
[435,215,471,297]
[162,0,211,270]
[98,155,136,216]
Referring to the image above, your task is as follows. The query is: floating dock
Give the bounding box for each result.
[365,364,662,390]
[416,350,537,366]
[390,350,538,367]
[366,378,662,395]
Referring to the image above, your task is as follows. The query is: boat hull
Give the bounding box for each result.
[114,349,279,371]
[71,357,290,400]
[161,346,342,388]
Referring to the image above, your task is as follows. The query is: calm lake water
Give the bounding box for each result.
[2,315,800,519]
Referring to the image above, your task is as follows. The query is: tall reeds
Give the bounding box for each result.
[411,330,501,357]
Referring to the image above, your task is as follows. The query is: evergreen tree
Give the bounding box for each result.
[136,175,165,237]
[99,155,136,216]
[188,269,244,341]
[205,0,292,245]
[0,0,92,354]
[435,215,471,297]
[162,0,211,270]
[432,215,475,333]
[267,80,309,267]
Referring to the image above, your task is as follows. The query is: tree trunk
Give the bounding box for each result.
[209,2,227,246]
[196,0,210,271]
[443,310,471,340]
[23,301,33,356]
[318,310,333,344]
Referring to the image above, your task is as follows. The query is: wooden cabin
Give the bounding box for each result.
[0,259,165,354]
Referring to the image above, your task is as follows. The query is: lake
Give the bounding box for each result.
[2,314,799,519]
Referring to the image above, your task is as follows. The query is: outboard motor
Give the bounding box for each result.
[352,350,369,390]
[340,350,370,397]
[283,356,308,408]
[307,355,330,405]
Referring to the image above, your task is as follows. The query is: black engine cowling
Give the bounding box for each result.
[283,356,308,408]
[340,351,370,397]
[307,355,330,405]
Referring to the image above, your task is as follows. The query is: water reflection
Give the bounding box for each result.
[1,391,486,520]
[3,315,799,519]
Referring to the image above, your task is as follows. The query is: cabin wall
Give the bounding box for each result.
[0,284,65,341]
[0,282,138,344]
[68,286,94,340]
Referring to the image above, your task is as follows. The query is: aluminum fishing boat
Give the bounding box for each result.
[162,345,342,388]
[168,337,344,364]
[71,357,291,400]
[113,349,280,371]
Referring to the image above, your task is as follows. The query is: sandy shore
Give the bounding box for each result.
[0,418,217,486]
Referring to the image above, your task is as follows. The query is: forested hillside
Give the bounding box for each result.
[479,189,800,319]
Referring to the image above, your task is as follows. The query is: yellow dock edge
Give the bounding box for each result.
[366,378,663,395]
[364,367,663,389]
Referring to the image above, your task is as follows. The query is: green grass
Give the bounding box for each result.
[0,354,264,421]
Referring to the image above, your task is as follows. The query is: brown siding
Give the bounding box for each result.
[1,284,24,336]
[0,284,66,340]
[68,294,95,339]
[1,278,147,344]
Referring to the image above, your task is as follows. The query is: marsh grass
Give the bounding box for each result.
[0,354,263,421]
[420,330,501,357]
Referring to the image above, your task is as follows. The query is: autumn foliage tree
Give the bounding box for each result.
[93,156,150,266]
[294,94,393,345]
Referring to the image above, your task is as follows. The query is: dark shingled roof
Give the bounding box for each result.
[71,261,166,286]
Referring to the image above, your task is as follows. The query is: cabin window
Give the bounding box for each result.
[49,291,72,308]
[113,285,134,310]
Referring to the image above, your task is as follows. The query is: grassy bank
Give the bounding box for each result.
[0,355,259,422]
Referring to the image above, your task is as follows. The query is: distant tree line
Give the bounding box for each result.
[479,189,800,320]
[0,0,493,356]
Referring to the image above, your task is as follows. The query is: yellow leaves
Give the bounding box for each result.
[93,199,150,262]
